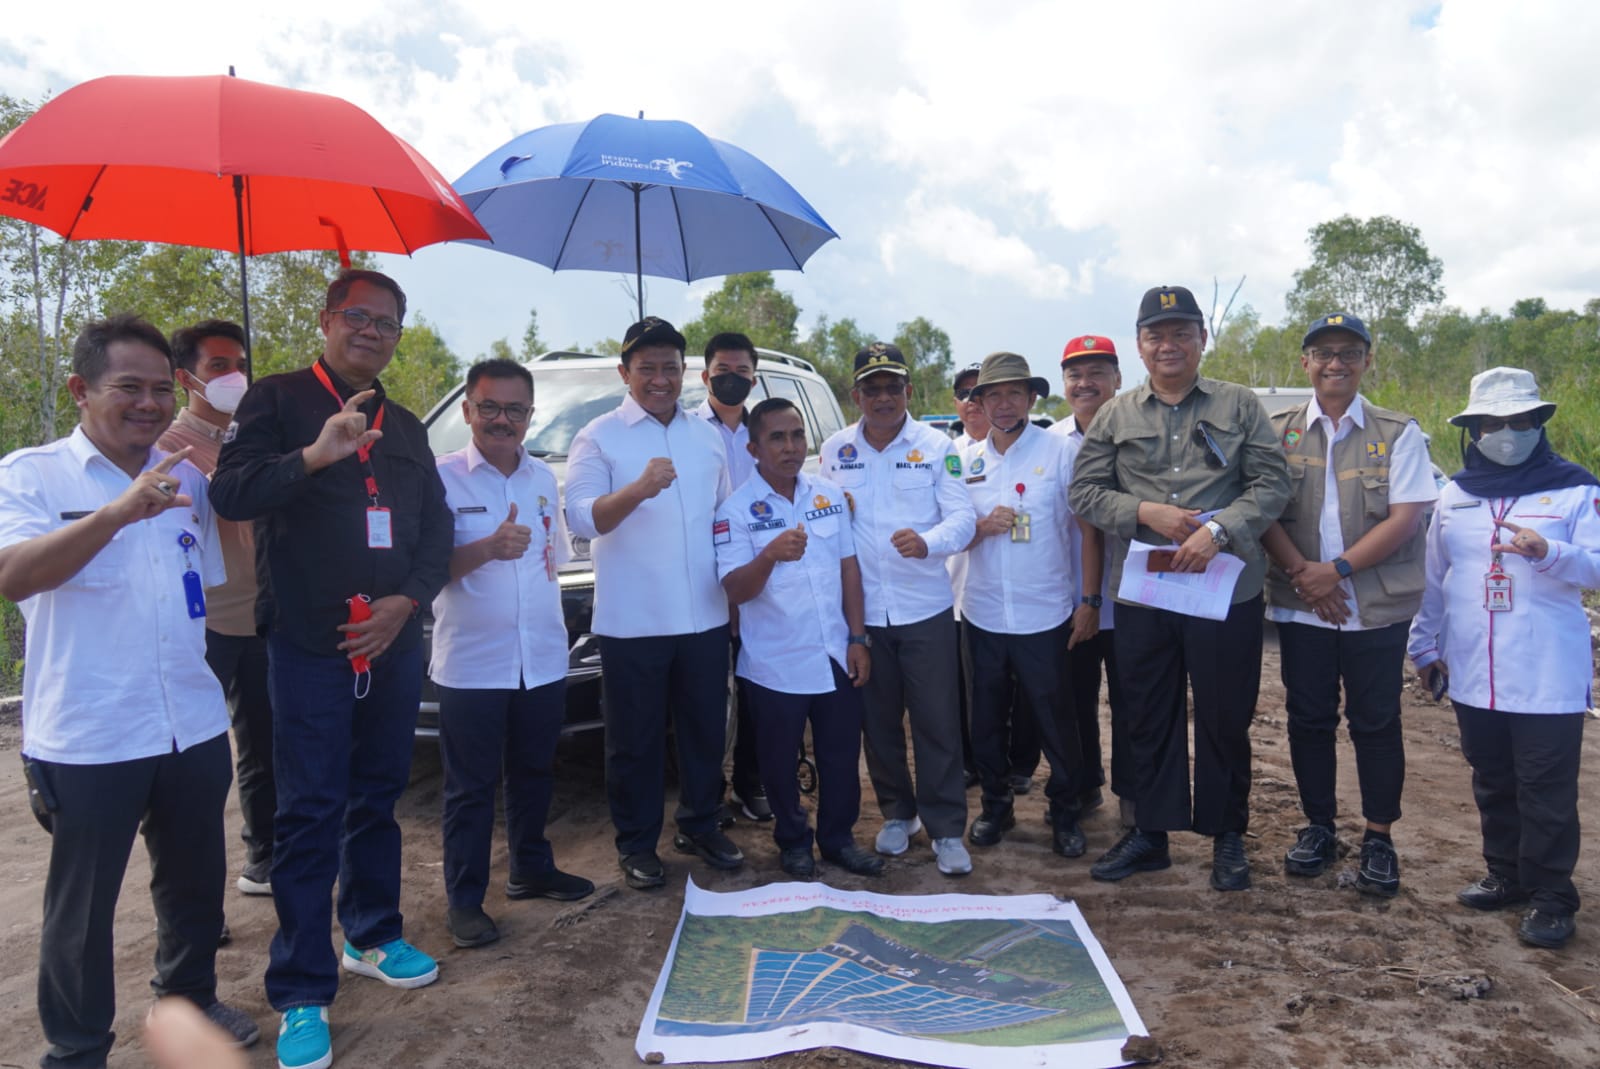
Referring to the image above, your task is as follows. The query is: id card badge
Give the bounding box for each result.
[1010,511,1032,543]
[1484,570,1513,612]
[366,507,394,549]
[177,531,206,618]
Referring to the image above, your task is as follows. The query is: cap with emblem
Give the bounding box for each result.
[1301,312,1371,349]
[1060,334,1118,367]
[1135,285,1204,329]
[621,316,687,357]
[952,361,982,389]
[853,342,911,381]
[970,351,1050,399]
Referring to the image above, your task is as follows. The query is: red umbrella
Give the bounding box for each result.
[0,72,488,353]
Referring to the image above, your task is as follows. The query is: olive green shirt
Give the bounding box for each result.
[1068,375,1292,604]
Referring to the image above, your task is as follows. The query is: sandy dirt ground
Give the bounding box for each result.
[0,638,1596,1069]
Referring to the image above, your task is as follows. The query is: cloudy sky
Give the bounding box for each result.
[6,2,1598,389]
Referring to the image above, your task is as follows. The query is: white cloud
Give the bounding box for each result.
[880,193,1074,300]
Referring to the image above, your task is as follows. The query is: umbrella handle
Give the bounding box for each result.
[319,216,352,268]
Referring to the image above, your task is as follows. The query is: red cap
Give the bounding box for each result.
[1061,334,1118,367]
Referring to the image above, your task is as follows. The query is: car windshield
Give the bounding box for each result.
[427,365,710,458]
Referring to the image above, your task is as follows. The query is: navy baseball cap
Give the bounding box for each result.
[853,342,911,381]
[1136,286,1204,329]
[1301,312,1371,349]
[621,316,687,357]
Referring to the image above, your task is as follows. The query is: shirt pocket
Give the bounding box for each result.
[452,509,502,547]
[70,527,132,589]
[1360,471,1391,521]
[1109,426,1161,468]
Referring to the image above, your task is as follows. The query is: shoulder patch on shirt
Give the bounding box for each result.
[837,442,858,463]
[712,518,731,545]
[749,500,774,521]
[1282,429,1302,449]
[945,454,961,477]
[456,505,489,513]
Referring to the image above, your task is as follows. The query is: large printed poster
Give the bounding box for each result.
[636,880,1146,1069]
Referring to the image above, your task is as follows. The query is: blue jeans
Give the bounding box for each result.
[264,636,421,1010]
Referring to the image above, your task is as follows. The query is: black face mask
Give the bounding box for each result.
[709,372,754,407]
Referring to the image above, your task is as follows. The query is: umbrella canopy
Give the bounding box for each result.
[0,73,488,353]
[454,113,838,319]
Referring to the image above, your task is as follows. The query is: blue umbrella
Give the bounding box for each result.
[454,113,839,318]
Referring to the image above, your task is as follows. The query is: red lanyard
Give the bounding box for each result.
[1489,497,1518,571]
[312,361,386,504]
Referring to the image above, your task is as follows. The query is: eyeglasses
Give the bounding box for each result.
[335,308,403,339]
[1192,421,1228,469]
[1479,414,1537,433]
[472,400,532,422]
[858,380,908,399]
[1305,347,1367,366]
[953,387,975,402]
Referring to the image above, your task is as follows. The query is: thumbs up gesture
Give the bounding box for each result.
[488,501,534,560]
[763,521,808,563]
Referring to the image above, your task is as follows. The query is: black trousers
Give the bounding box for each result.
[438,679,567,910]
[1067,628,1124,797]
[205,629,275,867]
[963,619,1084,823]
[1454,703,1584,914]
[33,732,232,1069]
[744,661,863,855]
[957,621,1040,778]
[727,640,762,799]
[1278,620,1407,828]
[598,626,731,855]
[1116,596,1262,836]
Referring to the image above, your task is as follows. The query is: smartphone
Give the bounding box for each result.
[1147,550,1178,573]
[21,757,55,834]
[1428,667,1449,701]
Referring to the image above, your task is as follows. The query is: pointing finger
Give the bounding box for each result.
[343,389,377,414]
[1492,518,1522,534]
[152,446,193,474]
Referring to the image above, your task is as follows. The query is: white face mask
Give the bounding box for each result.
[1478,426,1540,467]
[199,371,249,414]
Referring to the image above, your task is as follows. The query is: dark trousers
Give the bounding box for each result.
[862,611,967,840]
[727,640,762,799]
[1068,628,1125,796]
[963,619,1084,822]
[957,621,1039,778]
[205,629,275,867]
[264,636,421,1010]
[1454,703,1584,914]
[438,679,567,910]
[598,626,731,855]
[1279,620,1407,828]
[34,733,232,1069]
[745,661,864,855]
[1116,596,1262,836]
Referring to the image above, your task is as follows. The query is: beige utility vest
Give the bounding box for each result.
[1265,401,1426,627]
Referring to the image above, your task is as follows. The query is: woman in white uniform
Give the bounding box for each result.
[1408,367,1600,950]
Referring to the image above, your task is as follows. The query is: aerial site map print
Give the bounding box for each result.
[636,880,1146,1069]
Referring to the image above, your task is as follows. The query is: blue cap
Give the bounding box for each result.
[1301,313,1371,349]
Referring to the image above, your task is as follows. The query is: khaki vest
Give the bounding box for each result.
[1265,400,1427,627]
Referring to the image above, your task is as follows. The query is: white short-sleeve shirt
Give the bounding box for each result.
[0,428,229,763]
[431,442,572,690]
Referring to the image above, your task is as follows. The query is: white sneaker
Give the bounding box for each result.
[933,837,973,876]
[874,816,923,856]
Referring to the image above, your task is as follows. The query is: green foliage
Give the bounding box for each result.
[894,315,955,417]
[1286,214,1444,344]
[383,316,462,415]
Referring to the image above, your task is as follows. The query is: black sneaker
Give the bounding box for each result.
[619,850,666,890]
[1090,829,1171,882]
[967,808,1016,847]
[779,846,816,879]
[1052,818,1087,859]
[236,858,272,896]
[201,1000,260,1048]
[1284,824,1337,877]
[1210,832,1251,892]
[821,842,885,877]
[446,906,500,949]
[673,829,744,870]
[730,788,775,822]
[1007,773,1033,795]
[1518,908,1576,949]
[1457,873,1530,911]
[1355,838,1400,897]
[506,868,595,901]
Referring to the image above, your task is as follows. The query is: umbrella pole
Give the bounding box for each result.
[633,184,644,321]
[232,174,254,378]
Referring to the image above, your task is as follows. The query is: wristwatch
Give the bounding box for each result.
[1203,519,1229,548]
[1081,595,1103,609]
[848,634,872,648]
[1332,557,1354,579]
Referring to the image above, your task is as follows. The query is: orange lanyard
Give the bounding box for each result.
[312,362,386,504]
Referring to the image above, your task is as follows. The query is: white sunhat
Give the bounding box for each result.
[1447,366,1558,427]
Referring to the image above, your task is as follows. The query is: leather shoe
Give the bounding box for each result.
[619,851,666,890]
[822,843,885,877]
[506,868,595,901]
[1007,773,1033,795]
[1091,829,1171,882]
[779,846,816,879]
[1211,831,1251,892]
[1518,908,1576,949]
[1052,818,1087,858]
[673,829,744,870]
[731,788,775,822]
[447,906,500,948]
[1457,873,1530,912]
[968,808,1016,847]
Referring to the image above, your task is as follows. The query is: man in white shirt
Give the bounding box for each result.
[958,352,1091,859]
[0,315,257,1067]
[565,317,740,890]
[819,343,977,876]
[716,398,881,879]
[1261,313,1436,897]
[432,359,595,949]
[1051,334,1130,826]
[695,331,771,824]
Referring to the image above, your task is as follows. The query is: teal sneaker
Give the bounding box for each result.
[340,938,439,989]
[277,1006,331,1069]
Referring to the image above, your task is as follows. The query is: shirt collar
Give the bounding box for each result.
[175,407,226,442]
[464,437,529,474]
[67,425,163,474]
[1307,392,1366,429]
[1133,375,1213,406]
[619,392,683,427]
[853,414,913,452]
[315,357,386,404]
[752,466,811,506]
[695,398,747,430]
